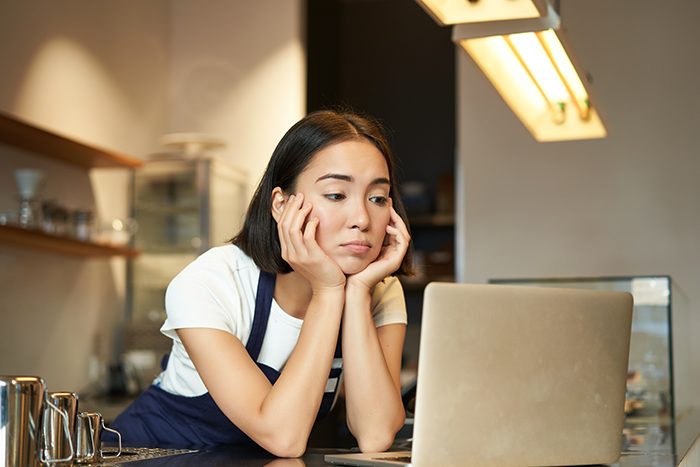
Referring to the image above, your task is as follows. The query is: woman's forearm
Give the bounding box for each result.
[181,287,345,457]
[341,287,406,452]
[259,289,346,447]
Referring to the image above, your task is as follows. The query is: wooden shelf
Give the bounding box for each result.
[400,275,455,292]
[408,213,454,228]
[0,111,143,169]
[0,224,140,258]
[0,112,143,257]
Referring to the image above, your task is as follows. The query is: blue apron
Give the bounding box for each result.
[105,271,342,448]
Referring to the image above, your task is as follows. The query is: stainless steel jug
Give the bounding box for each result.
[0,376,73,467]
[44,392,78,466]
[74,412,121,464]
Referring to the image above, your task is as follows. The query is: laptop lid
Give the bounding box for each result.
[325,282,632,467]
[411,282,633,467]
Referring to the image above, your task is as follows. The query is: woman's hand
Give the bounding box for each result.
[277,193,346,292]
[346,201,410,292]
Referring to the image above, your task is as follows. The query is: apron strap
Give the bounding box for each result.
[317,328,342,419]
[159,270,277,372]
[248,269,341,419]
[247,270,276,361]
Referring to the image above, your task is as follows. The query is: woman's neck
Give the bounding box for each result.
[274,271,313,320]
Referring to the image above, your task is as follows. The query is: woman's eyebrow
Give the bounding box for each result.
[371,177,391,186]
[316,173,352,183]
[316,173,390,186]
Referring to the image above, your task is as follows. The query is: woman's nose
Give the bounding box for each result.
[348,201,370,231]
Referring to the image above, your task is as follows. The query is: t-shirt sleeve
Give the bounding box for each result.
[160,249,250,342]
[371,276,408,327]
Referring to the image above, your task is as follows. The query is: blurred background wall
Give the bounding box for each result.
[455,0,700,410]
[0,0,304,391]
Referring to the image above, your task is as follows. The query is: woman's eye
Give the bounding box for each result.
[370,196,388,205]
[325,193,346,201]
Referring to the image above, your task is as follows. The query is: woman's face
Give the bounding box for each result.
[291,139,392,275]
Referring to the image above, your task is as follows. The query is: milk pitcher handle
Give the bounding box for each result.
[100,422,122,458]
[40,399,74,463]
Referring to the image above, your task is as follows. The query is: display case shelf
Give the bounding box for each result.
[0,224,140,258]
[134,202,199,213]
[129,157,247,322]
[0,111,143,169]
[408,212,454,228]
[400,275,455,291]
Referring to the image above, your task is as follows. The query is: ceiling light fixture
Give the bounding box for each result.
[452,3,608,141]
[415,0,548,26]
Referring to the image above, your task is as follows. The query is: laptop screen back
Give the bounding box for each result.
[411,282,633,467]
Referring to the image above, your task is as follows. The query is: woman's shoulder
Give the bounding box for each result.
[200,243,257,265]
[167,244,260,295]
[372,275,403,297]
[370,275,408,327]
[370,276,406,315]
[179,244,257,276]
[163,244,260,334]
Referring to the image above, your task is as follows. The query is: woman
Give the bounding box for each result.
[108,110,414,457]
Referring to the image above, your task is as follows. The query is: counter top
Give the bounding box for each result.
[94,410,700,467]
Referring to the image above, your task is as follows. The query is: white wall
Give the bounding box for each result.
[456,0,700,411]
[169,0,306,196]
[0,0,305,392]
[0,0,171,392]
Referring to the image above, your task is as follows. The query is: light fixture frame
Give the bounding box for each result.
[415,0,549,26]
[452,3,609,142]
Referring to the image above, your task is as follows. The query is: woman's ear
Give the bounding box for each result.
[270,187,287,222]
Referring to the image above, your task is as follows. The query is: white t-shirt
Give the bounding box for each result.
[157,244,408,397]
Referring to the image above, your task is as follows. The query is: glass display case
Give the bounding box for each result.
[120,157,247,389]
[129,157,247,324]
[489,276,676,423]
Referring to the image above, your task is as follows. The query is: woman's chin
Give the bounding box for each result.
[338,259,373,276]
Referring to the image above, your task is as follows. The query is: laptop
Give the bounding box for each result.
[325,282,633,467]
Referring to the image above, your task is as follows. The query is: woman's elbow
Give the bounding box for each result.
[269,444,307,459]
[356,417,405,453]
[264,438,307,458]
[357,432,396,454]
[262,432,310,458]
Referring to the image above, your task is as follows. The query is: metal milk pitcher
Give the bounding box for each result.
[1,376,74,467]
[74,412,121,464]
[43,392,78,466]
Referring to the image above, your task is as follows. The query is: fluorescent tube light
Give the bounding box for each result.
[453,6,608,141]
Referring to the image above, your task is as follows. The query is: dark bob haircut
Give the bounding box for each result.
[232,109,414,277]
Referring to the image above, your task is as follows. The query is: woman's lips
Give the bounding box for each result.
[342,241,371,254]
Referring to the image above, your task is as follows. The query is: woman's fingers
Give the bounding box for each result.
[388,204,410,242]
[287,198,312,255]
[382,207,409,256]
[303,216,320,244]
[277,194,343,288]
[278,194,326,269]
[277,196,293,258]
[278,194,310,261]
